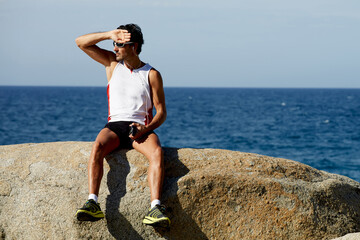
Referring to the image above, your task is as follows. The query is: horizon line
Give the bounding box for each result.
[0,85,360,90]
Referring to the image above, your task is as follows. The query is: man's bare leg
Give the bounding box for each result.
[77,127,119,221]
[133,133,170,227]
[132,133,164,202]
[88,128,120,196]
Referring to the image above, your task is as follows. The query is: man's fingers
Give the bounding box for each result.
[111,29,131,43]
[129,123,142,139]
[117,30,131,42]
[123,33,131,41]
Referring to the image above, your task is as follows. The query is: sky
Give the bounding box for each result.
[0,0,359,88]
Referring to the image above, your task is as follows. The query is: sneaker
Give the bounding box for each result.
[143,205,171,228]
[76,199,104,222]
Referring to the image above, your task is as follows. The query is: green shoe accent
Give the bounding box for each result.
[143,205,170,228]
[76,199,104,222]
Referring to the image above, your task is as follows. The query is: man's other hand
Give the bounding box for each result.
[129,123,148,140]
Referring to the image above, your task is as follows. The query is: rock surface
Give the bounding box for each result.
[332,233,360,240]
[1,142,360,240]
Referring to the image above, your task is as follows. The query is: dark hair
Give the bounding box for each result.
[117,23,144,54]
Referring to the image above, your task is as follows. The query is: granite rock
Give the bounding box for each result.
[332,232,360,240]
[1,142,360,240]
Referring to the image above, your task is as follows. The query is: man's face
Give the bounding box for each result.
[114,44,136,61]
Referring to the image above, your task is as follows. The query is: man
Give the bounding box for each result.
[75,24,170,228]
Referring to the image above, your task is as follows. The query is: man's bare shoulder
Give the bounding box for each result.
[148,68,163,87]
[149,68,162,79]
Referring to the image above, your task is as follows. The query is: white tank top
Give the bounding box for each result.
[107,61,153,125]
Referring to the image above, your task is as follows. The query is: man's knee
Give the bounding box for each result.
[154,146,164,158]
[92,140,108,158]
[92,130,119,157]
[150,147,164,166]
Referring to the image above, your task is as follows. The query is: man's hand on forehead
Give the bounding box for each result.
[111,29,131,43]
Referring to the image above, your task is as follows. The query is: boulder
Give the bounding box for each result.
[0,142,360,240]
[332,233,360,240]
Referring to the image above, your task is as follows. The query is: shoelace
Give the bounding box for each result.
[156,204,167,213]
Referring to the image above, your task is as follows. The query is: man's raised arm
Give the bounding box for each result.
[75,30,131,67]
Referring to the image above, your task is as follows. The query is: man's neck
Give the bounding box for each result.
[124,57,142,71]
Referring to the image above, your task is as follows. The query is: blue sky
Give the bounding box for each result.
[0,0,359,88]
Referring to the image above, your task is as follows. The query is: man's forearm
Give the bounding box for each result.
[75,30,130,49]
[75,32,111,49]
[146,110,167,132]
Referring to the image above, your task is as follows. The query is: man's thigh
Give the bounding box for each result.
[132,133,162,159]
[94,128,120,156]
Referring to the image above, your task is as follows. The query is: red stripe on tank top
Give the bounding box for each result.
[107,84,111,121]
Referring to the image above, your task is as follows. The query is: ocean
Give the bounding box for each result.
[1,86,359,182]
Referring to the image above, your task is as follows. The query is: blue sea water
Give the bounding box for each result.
[1,86,360,182]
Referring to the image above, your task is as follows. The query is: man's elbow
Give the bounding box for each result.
[159,108,167,122]
[75,37,84,49]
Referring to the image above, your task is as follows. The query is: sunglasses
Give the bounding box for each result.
[113,41,133,48]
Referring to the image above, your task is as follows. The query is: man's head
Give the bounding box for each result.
[117,24,144,55]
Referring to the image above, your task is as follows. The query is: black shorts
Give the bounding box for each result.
[104,121,154,149]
